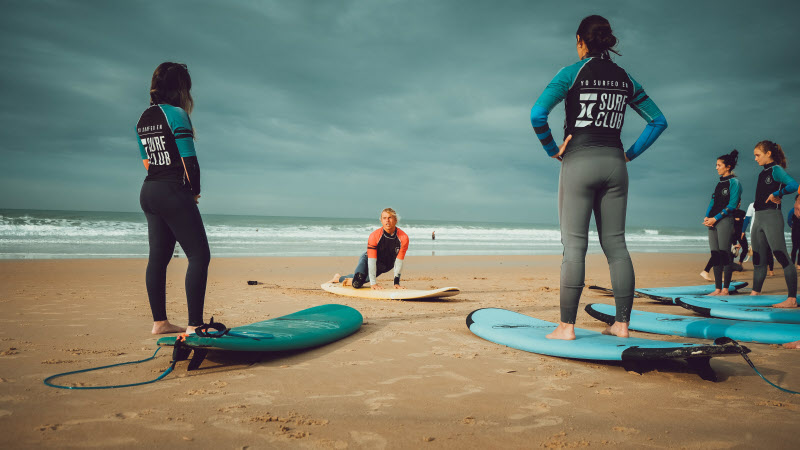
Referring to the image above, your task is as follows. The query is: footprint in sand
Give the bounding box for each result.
[364,395,395,415]
[349,431,388,449]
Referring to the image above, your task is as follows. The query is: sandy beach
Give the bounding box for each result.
[1,253,798,449]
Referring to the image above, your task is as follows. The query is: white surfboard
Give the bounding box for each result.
[320,283,460,300]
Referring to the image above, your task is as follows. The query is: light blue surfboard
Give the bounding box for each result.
[586,303,800,344]
[466,308,744,361]
[678,298,800,324]
[589,282,748,303]
[676,295,787,307]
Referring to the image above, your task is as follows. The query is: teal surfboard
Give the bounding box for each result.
[638,282,748,303]
[678,298,800,324]
[676,294,786,307]
[466,308,744,361]
[586,303,800,344]
[157,304,363,352]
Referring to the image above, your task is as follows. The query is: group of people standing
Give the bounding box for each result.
[133,15,799,352]
[703,144,799,307]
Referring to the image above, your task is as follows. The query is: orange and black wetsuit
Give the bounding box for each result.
[341,227,410,288]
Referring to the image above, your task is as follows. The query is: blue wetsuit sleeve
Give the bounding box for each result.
[531,65,578,157]
[625,72,667,161]
[160,105,196,157]
[742,215,751,232]
[136,129,147,160]
[706,195,714,218]
[770,166,799,196]
[715,178,741,221]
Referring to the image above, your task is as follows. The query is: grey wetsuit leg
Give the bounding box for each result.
[558,146,634,324]
[707,217,734,290]
[752,210,797,297]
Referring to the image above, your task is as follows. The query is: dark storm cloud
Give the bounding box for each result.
[1,0,798,225]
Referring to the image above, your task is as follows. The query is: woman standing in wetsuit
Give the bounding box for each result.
[749,141,798,308]
[790,195,800,269]
[702,150,741,295]
[530,15,667,340]
[136,62,211,334]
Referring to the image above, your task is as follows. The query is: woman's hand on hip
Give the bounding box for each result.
[552,135,572,161]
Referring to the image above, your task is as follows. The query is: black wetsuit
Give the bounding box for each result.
[137,104,210,327]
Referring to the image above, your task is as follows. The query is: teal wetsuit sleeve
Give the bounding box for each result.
[770,166,799,196]
[160,105,196,157]
[136,129,147,160]
[625,72,667,161]
[531,63,583,157]
[715,178,741,221]
[706,195,714,218]
[743,215,752,231]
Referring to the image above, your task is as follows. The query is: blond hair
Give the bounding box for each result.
[381,208,398,220]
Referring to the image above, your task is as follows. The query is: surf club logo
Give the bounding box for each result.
[141,135,171,166]
[722,187,729,196]
[576,86,628,129]
[765,175,773,185]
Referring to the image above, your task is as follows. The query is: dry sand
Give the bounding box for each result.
[1,254,798,449]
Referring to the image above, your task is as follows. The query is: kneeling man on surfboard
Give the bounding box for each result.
[328,208,409,290]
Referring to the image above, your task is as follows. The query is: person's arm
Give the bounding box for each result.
[715,178,741,221]
[742,215,752,232]
[392,231,410,287]
[366,230,380,286]
[530,63,583,157]
[625,73,667,161]
[770,166,800,197]
[705,194,714,219]
[163,105,201,195]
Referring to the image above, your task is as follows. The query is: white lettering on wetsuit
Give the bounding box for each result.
[141,135,171,166]
[576,90,628,129]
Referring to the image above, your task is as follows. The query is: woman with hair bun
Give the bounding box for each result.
[530,15,668,340]
[136,62,211,335]
[702,150,741,295]
[750,140,799,308]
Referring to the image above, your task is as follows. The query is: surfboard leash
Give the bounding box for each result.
[43,336,195,390]
[715,337,800,395]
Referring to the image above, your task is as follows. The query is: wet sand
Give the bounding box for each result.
[1,254,798,448]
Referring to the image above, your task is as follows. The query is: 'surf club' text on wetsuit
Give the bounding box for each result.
[137,104,201,195]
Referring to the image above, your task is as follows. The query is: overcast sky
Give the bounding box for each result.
[1,0,798,227]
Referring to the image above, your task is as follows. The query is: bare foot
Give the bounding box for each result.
[771,298,798,308]
[720,288,730,296]
[602,322,630,338]
[546,323,576,340]
[341,278,352,287]
[326,273,341,284]
[783,340,800,349]
[750,291,761,296]
[708,289,722,296]
[768,271,775,276]
[152,320,185,335]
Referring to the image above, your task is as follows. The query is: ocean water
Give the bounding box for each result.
[0,208,717,259]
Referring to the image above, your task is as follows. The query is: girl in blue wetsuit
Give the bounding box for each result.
[530,15,667,340]
[136,62,211,335]
[750,140,798,308]
[703,150,741,295]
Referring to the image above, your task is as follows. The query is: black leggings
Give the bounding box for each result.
[140,181,210,326]
[792,224,800,265]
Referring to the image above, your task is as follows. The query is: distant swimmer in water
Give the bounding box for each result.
[136,62,211,335]
[748,140,798,309]
[327,208,409,290]
[530,15,667,340]
[432,231,435,240]
[702,150,741,296]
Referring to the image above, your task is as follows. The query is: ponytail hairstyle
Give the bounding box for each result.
[149,62,194,115]
[576,15,620,58]
[755,140,787,168]
[717,149,739,173]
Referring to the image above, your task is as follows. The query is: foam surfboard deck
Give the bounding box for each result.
[636,282,748,303]
[678,298,800,324]
[676,294,786,307]
[589,282,748,303]
[466,308,744,361]
[586,303,800,344]
[321,282,459,300]
[157,304,363,352]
